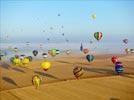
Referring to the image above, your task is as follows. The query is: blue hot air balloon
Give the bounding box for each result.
[86,55,94,62]
[115,61,123,74]
[80,43,83,52]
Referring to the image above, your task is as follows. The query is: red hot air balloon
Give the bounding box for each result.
[83,48,89,54]
[111,56,118,64]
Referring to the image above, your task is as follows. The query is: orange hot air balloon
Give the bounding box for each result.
[111,56,118,64]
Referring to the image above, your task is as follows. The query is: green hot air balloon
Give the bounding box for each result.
[48,49,60,57]
[91,14,96,20]
[94,32,103,41]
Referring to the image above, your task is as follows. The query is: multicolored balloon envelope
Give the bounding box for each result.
[91,14,96,20]
[32,75,41,89]
[27,56,33,62]
[111,56,118,64]
[94,32,103,41]
[42,53,48,59]
[10,57,15,63]
[125,48,131,54]
[41,61,51,71]
[33,50,38,56]
[13,58,21,65]
[86,55,94,62]
[22,57,30,65]
[73,66,83,79]
[115,61,123,74]
[123,39,128,44]
[66,50,70,55]
[83,48,89,54]
[48,49,60,57]
[130,49,134,53]
[14,47,19,52]
[20,54,25,60]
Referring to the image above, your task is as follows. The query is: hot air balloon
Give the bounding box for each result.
[15,55,19,58]
[26,42,30,46]
[83,48,89,54]
[43,30,45,32]
[62,33,64,36]
[22,57,30,65]
[50,27,53,30]
[61,25,64,29]
[33,50,38,56]
[39,43,43,48]
[86,55,94,62]
[80,43,83,52]
[47,38,50,41]
[20,54,25,60]
[115,61,123,74]
[42,53,48,59]
[90,40,93,44]
[65,39,69,42]
[14,47,19,52]
[66,50,70,55]
[123,39,128,44]
[58,13,60,16]
[13,57,21,66]
[48,49,60,57]
[0,55,4,61]
[32,75,41,89]
[125,48,130,54]
[73,66,83,79]
[27,56,33,62]
[111,56,118,64]
[10,57,15,64]
[91,13,96,20]
[94,32,103,41]
[130,49,134,53]
[41,61,51,71]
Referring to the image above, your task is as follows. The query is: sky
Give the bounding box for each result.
[0,0,134,43]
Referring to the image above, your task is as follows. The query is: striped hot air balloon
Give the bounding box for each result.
[94,32,103,41]
[73,66,83,79]
[48,49,60,57]
[115,61,123,74]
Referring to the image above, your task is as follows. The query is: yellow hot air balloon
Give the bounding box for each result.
[41,61,51,71]
[22,57,30,65]
[32,75,41,89]
[13,58,21,66]
[91,13,96,20]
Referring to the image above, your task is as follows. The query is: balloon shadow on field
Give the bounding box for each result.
[12,67,25,73]
[2,76,17,86]
[34,71,59,79]
[0,62,11,69]
[56,60,90,66]
[82,67,115,75]
[110,98,120,100]
[55,60,73,64]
